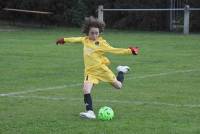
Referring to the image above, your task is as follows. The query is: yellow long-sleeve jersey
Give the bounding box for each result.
[64,36,131,69]
[64,36,132,83]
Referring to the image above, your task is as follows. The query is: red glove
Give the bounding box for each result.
[129,47,139,55]
[56,38,65,45]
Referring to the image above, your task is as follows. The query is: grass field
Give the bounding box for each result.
[0,25,200,134]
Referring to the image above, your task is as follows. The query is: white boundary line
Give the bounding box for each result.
[8,95,200,108]
[1,69,200,108]
[126,69,198,80]
[0,69,199,97]
[0,83,82,97]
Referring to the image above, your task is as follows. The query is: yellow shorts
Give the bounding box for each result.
[84,65,116,84]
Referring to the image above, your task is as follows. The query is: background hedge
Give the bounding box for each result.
[0,0,200,31]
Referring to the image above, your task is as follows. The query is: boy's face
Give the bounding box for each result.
[88,27,99,41]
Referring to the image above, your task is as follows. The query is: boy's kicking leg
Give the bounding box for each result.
[80,81,96,119]
[111,65,130,89]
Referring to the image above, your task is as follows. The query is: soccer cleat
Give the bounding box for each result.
[80,110,96,119]
[116,65,130,74]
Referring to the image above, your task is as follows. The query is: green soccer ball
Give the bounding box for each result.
[98,106,114,121]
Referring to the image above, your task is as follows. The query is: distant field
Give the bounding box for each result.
[0,26,200,134]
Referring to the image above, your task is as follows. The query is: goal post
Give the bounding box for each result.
[183,5,190,35]
[98,5,200,35]
[98,5,104,22]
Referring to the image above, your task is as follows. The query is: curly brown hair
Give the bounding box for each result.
[82,16,105,35]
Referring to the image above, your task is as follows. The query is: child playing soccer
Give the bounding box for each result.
[56,16,139,119]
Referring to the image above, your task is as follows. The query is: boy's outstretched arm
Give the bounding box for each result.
[99,40,139,55]
[56,37,83,45]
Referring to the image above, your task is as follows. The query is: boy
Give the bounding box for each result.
[56,16,139,119]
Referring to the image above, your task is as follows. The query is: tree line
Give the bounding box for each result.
[0,0,199,31]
